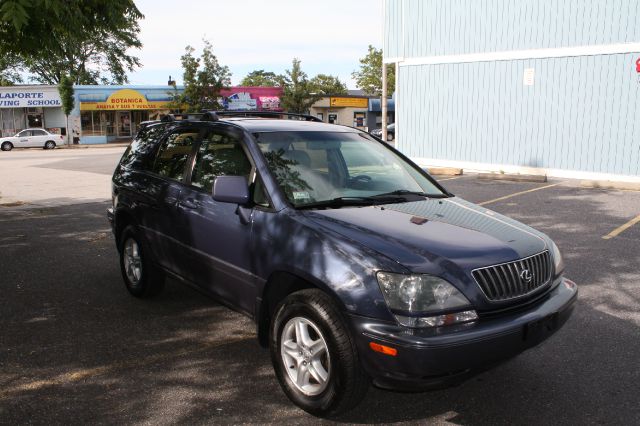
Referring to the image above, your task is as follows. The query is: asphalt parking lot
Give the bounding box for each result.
[1,155,639,424]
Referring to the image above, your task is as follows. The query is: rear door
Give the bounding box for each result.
[31,129,48,147]
[177,125,257,313]
[140,125,202,276]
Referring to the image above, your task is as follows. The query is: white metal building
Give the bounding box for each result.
[384,0,640,181]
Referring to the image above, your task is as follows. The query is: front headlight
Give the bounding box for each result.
[549,241,565,275]
[376,272,477,328]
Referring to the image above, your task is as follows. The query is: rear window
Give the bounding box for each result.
[119,124,167,171]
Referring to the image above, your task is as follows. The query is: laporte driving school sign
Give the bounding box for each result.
[0,89,62,108]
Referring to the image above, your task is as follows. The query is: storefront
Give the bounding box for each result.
[367,97,395,131]
[309,96,371,131]
[73,86,180,144]
[0,85,66,137]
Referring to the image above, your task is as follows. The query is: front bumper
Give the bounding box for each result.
[349,277,578,391]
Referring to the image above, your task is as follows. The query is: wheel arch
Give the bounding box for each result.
[114,209,137,248]
[256,270,348,347]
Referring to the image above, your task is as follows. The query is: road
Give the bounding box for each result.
[0,149,639,424]
[0,147,125,207]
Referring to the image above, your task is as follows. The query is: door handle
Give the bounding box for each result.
[178,198,201,209]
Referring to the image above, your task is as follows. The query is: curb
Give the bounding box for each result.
[478,173,547,183]
[425,167,463,176]
[59,143,131,150]
[580,180,640,191]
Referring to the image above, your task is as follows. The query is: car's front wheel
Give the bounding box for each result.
[1,142,13,151]
[270,289,369,417]
[118,225,165,298]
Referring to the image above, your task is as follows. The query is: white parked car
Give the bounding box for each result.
[1,128,65,151]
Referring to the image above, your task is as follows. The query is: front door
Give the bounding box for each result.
[176,125,256,314]
[117,111,132,138]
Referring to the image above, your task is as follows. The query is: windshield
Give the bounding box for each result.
[255,131,445,208]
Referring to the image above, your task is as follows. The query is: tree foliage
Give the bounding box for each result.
[170,40,232,113]
[57,74,74,145]
[58,75,74,116]
[351,45,395,96]
[309,74,348,95]
[0,0,143,84]
[240,70,282,87]
[280,58,321,114]
[0,55,21,85]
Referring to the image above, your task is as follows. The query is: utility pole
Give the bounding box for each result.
[381,61,388,142]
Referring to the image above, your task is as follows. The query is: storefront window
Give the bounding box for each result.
[81,111,116,136]
[0,109,29,136]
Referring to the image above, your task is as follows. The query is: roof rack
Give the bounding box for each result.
[160,112,219,122]
[215,111,322,122]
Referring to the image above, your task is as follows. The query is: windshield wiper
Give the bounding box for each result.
[296,196,403,210]
[372,190,448,199]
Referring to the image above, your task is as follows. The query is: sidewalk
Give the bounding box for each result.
[62,141,132,149]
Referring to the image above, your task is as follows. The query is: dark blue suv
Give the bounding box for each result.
[108,112,577,416]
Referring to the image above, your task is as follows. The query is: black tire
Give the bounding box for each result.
[118,225,165,298]
[270,289,369,417]
[44,141,56,149]
[1,142,13,151]
[387,133,394,142]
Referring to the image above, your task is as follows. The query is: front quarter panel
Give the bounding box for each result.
[251,208,404,321]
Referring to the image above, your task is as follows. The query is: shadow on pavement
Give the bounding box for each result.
[0,184,639,424]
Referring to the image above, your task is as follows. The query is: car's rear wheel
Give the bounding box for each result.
[270,289,369,417]
[44,141,56,149]
[387,133,394,142]
[1,142,13,151]
[119,225,165,298]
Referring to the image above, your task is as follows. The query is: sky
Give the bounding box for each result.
[127,0,383,89]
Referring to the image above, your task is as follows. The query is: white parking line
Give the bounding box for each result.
[478,183,563,206]
[602,214,640,240]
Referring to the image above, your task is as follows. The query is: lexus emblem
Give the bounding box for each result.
[520,269,533,284]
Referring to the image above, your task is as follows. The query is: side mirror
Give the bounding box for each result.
[212,176,250,204]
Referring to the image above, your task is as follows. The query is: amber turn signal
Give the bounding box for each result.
[369,342,398,356]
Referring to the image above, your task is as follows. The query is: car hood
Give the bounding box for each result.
[304,197,548,274]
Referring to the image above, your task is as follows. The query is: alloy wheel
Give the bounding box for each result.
[280,316,331,396]
[123,238,142,285]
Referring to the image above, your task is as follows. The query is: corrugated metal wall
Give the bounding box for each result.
[386,0,640,58]
[385,0,640,176]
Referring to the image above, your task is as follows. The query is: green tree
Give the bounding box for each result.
[170,40,232,112]
[351,45,395,96]
[57,75,74,145]
[309,74,348,95]
[0,55,22,85]
[0,0,143,84]
[240,70,282,87]
[280,58,321,114]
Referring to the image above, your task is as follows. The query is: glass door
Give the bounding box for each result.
[117,111,132,138]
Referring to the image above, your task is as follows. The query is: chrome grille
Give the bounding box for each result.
[472,251,552,301]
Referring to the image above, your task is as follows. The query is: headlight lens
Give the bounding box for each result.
[550,241,565,275]
[377,273,470,313]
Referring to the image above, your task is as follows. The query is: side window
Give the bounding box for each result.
[153,127,199,181]
[190,130,252,192]
[33,130,46,136]
[121,124,166,170]
[18,130,30,137]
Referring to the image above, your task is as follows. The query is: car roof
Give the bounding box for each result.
[22,128,49,132]
[218,118,358,133]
